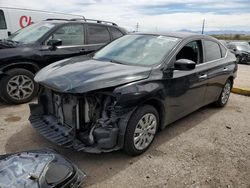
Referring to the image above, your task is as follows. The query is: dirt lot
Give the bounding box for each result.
[0,66,250,187]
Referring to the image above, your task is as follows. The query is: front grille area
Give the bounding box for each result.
[52,92,77,128]
[29,89,121,153]
[29,89,85,150]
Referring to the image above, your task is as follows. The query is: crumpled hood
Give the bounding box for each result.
[0,149,86,188]
[35,57,152,93]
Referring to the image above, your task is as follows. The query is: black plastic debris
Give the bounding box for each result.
[0,149,86,188]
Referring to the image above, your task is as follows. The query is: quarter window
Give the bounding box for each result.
[204,40,222,62]
[87,25,110,44]
[0,10,7,29]
[109,27,123,39]
[49,24,84,46]
[220,44,227,57]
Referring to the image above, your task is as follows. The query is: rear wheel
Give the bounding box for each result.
[214,79,232,107]
[123,105,159,156]
[0,68,38,104]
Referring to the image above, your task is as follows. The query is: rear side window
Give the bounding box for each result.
[0,10,7,29]
[204,40,222,62]
[87,25,110,44]
[109,27,123,39]
[49,24,84,46]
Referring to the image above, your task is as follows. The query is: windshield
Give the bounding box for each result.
[8,22,57,44]
[237,45,250,52]
[93,34,180,66]
[0,10,7,29]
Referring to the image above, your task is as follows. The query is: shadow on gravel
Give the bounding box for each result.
[5,104,220,187]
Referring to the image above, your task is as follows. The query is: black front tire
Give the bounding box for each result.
[123,105,159,156]
[0,68,38,104]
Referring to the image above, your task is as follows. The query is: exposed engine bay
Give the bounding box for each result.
[29,88,128,153]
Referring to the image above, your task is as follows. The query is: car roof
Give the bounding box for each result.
[130,32,214,40]
[44,18,119,27]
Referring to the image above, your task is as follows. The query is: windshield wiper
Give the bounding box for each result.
[110,59,124,65]
[6,39,19,44]
[94,57,124,65]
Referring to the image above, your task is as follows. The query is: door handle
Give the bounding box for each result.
[79,49,86,53]
[199,74,207,79]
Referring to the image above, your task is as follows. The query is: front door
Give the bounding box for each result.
[164,40,208,124]
[40,23,87,66]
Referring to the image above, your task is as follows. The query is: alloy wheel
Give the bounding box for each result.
[133,113,157,150]
[221,82,231,104]
[6,75,34,101]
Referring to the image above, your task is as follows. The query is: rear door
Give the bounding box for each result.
[40,23,87,65]
[0,9,8,39]
[202,40,229,104]
[85,24,111,53]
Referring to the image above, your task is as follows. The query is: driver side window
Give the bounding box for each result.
[47,24,84,46]
[176,40,202,64]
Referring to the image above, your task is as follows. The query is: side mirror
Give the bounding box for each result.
[174,59,196,71]
[47,39,62,48]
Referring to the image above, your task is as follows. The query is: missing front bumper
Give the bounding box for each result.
[29,104,121,153]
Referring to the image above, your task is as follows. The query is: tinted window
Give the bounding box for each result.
[176,40,202,64]
[0,10,7,29]
[109,27,123,39]
[88,25,110,44]
[204,40,221,62]
[49,24,84,45]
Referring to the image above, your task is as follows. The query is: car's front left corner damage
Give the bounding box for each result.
[29,87,134,153]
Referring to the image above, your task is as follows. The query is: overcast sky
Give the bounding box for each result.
[1,0,250,32]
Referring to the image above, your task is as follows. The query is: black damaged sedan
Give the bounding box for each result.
[29,33,237,156]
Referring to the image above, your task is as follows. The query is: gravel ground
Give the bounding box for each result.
[0,92,250,188]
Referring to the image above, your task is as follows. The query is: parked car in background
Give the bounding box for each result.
[29,32,237,156]
[0,7,85,39]
[0,19,127,104]
[227,42,250,64]
[228,41,250,46]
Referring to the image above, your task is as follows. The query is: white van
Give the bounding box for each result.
[0,7,84,39]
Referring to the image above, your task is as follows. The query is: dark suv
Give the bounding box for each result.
[0,19,126,104]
